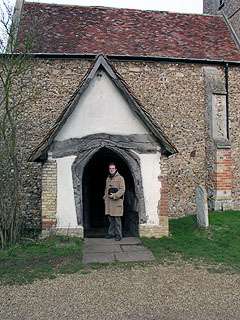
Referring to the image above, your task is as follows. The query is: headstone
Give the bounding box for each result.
[195,185,209,228]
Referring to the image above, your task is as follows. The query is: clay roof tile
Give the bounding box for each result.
[17,2,240,61]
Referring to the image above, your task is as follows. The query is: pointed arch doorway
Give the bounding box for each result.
[82,147,139,238]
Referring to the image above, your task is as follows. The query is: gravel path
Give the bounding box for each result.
[1,263,240,320]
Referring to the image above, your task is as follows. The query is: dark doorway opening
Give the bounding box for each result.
[82,148,138,238]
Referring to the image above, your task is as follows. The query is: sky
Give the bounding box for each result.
[8,0,203,14]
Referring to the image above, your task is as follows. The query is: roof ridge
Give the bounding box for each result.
[24,1,206,16]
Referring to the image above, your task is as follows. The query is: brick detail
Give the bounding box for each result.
[210,147,233,211]
[212,148,232,194]
[41,161,57,230]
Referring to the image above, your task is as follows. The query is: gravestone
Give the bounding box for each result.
[195,185,209,228]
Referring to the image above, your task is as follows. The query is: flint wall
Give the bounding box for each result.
[21,58,240,229]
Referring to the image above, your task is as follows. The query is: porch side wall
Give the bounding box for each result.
[41,159,84,238]
[139,154,169,238]
[41,160,57,235]
[139,152,169,238]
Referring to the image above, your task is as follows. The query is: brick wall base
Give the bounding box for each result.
[139,223,168,238]
[210,199,233,211]
[41,227,84,239]
[41,224,167,239]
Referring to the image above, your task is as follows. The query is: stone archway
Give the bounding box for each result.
[72,146,146,237]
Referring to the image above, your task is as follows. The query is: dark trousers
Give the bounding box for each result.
[108,216,122,237]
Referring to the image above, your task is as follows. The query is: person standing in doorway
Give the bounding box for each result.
[104,163,125,241]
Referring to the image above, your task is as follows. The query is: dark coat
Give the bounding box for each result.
[104,172,125,217]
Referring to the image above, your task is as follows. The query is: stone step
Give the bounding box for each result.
[82,237,155,264]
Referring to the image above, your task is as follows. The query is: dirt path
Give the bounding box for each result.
[1,263,240,320]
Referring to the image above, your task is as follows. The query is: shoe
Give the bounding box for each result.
[115,235,122,241]
[105,234,115,239]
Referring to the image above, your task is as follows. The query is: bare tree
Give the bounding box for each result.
[0,0,38,248]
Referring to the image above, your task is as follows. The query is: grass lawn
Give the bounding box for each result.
[0,210,239,285]
[0,236,84,285]
[142,210,240,273]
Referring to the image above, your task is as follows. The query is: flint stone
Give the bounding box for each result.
[196,185,209,228]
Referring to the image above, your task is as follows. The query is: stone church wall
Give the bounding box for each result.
[21,58,240,230]
[229,66,240,210]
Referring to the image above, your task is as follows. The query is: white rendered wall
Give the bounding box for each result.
[56,70,148,141]
[55,152,162,228]
[55,156,78,228]
[138,152,162,225]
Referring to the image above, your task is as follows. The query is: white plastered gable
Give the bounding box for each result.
[31,54,177,161]
[56,69,149,141]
